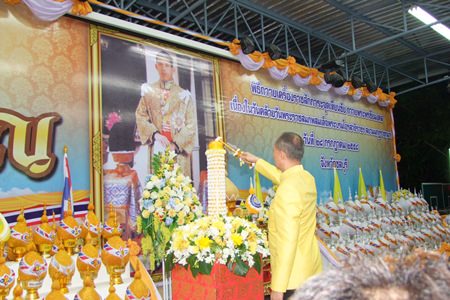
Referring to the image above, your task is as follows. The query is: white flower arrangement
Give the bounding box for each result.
[166,215,269,277]
[137,149,203,270]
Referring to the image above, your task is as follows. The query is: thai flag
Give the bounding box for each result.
[61,150,73,216]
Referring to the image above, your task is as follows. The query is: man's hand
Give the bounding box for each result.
[271,291,283,300]
[240,151,259,164]
[154,132,170,147]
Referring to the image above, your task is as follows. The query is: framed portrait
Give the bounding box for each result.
[88,25,223,257]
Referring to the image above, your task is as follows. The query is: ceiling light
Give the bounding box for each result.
[240,36,255,54]
[267,44,282,60]
[408,6,450,41]
[319,60,345,73]
[324,72,345,88]
[351,76,365,89]
[365,81,378,93]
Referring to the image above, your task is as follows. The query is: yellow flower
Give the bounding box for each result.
[232,218,243,231]
[214,237,225,247]
[248,241,257,254]
[177,217,185,226]
[168,209,176,218]
[231,233,243,246]
[176,175,184,183]
[178,211,186,219]
[142,209,150,219]
[142,190,151,198]
[173,236,189,251]
[212,220,225,234]
[196,237,212,250]
[248,232,257,243]
[155,199,162,207]
[198,218,209,230]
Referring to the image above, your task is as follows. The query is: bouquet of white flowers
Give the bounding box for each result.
[137,149,203,270]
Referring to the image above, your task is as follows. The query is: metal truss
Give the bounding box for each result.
[89,0,450,95]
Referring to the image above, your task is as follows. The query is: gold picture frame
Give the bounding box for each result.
[88,24,225,280]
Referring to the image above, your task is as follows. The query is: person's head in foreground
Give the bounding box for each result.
[291,251,450,300]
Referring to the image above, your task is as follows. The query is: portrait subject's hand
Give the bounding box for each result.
[240,151,259,164]
[154,132,170,148]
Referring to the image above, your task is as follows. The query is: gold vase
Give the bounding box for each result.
[21,280,42,300]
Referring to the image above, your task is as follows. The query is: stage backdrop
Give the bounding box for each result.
[0,2,398,226]
[219,59,398,204]
[0,3,90,224]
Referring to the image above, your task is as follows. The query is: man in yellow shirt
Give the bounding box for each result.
[241,132,322,300]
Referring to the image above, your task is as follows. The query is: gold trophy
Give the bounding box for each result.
[48,244,75,294]
[0,213,14,299]
[80,200,101,247]
[76,233,101,281]
[57,199,81,256]
[0,249,15,299]
[7,209,34,262]
[32,205,56,258]
[18,251,47,300]
[102,204,122,241]
[101,224,129,285]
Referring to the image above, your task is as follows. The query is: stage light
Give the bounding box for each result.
[267,43,282,60]
[366,81,378,93]
[408,6,450,41]
[324,72,345,88]
[240,36,255,54]
[319,59,345,73]
[351,76,365,89]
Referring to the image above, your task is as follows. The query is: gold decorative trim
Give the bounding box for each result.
[92,130,102,173]
[89,25,98,46]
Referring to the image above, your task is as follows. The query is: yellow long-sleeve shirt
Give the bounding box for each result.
[256,159,322,292]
